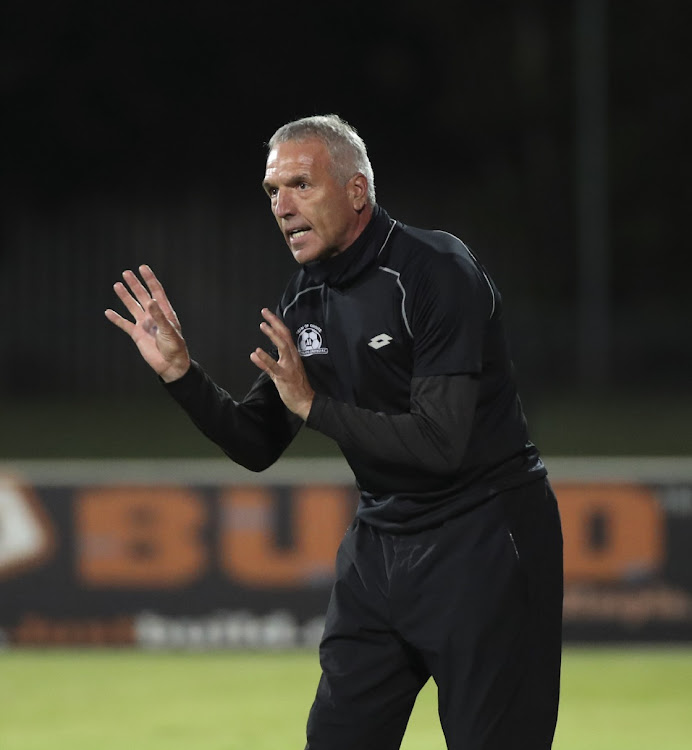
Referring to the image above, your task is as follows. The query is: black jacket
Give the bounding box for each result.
[166,205,546,531]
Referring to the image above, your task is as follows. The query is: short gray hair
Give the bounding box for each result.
[268,114,376,205]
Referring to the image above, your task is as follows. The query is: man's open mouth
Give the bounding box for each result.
[288,228,311,241]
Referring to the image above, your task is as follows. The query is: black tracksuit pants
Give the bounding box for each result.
[305,478,563,750]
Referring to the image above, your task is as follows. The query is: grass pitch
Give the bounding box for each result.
[1,646,691,749]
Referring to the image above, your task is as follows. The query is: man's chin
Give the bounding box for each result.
[291,242,326,265]
[291,248,312,265]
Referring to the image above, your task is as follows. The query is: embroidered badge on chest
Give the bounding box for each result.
[296,323,329,357]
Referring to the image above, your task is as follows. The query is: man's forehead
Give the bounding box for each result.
[265,139,328,175]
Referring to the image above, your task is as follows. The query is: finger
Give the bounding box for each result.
[259,320,285,351]
[260,308,291,337]
[105,308,136,336]
[123,269,153,310]
[250,347,279,376]
[113,281,145,320]
[259,310,296,355]
[147,299,177,334]
[140,265,178,323]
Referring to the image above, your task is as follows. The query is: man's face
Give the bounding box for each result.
[263,138,369,264]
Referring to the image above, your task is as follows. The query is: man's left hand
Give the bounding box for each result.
[250,308,315,420]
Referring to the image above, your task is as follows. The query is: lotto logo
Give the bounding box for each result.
[368,333,393,349]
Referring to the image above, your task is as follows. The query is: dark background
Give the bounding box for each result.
[1,0,690,458]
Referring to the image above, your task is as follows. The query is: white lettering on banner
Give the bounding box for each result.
[0,476,54,578]
[563,584,692,624]
[135,610,325,650]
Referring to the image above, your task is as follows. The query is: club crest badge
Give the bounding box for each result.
[296,323,329,357]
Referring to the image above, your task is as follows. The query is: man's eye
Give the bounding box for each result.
[298,182,308,190]
[268,187,278,198]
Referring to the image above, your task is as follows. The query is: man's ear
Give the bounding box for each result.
[348,173,369,211]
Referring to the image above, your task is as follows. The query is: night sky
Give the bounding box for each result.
[1,0,690,398]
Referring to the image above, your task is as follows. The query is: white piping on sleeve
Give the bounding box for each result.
[377,266,413,338]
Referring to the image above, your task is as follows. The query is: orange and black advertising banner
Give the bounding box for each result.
[1,463,692,647]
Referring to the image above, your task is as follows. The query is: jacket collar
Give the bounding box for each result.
[303,205,396,288]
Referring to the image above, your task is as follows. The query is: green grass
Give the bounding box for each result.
[0,647,691,749]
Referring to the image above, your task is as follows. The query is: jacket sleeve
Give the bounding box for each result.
[306,374,478,481]
[163,360,303,471]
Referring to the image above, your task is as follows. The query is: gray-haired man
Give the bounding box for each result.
[107,114,563,749]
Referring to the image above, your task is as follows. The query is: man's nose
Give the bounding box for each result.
[274,189,294,218]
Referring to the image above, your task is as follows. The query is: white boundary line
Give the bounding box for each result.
[1,457,692,486]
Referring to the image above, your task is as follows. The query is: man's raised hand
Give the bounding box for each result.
[105,265,191,383]
[250,308,315,420]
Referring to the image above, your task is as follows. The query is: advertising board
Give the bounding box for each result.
[1,458,691,647]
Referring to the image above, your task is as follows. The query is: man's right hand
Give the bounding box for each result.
[105,264,191,383]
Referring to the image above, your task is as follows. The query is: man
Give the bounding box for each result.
[106,114,563,749]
